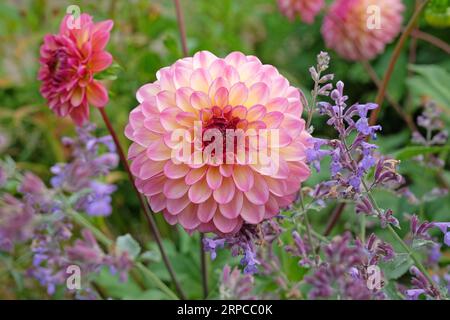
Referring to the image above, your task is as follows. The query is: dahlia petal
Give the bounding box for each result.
[164,161,190,179]
[185,166,208,185]
[163,178,189,199]
[139,159,165,180]
[166,195,191,215]
[224,51,248,68]
[146,141,171,161]
[149,193,166,212]
[213,214,239,234]
[190,68,212,92]
[69,103,89,126]
[70,86,85,107]
[232,165,254,192]
[265,195,280,218]
[163,211,178,225]
[228,82,249,106]
[264,177,288,197]
[240,199,265,224]
[263,111,284,128]
[206,166,223,190]
[213,87,229,108]
[188,178,212,204]
[86,80,108,107]
[219,164,233,177]
[213,177,235,204]
[173,66,191,88]
[244,173,269,205]
[193,51,217,69]
[142,175,166,196]
[160,107,182,131]
[219,191,243,219]
[190,91,211,109]
[231,105,248,119]
[266,97,289,113]
[197,197,218,223]
[175,87,196,113]
[137,83,160,103]
[178,204,201,230]
[246,82,270,107]
[247,104,267,121]
[156,91,176,111]
[89,51,113,72]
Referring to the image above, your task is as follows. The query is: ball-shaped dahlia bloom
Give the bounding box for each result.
[38,14,113,126]
[277,0,325,24]
[125,51,311,235]
[322,0,404,61]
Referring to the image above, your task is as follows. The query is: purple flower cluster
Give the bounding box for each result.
[203,221,282,274]
[220,265,256,300]
[0,194,35,252]
[0,125,132,297]
[306,81,404,228]
[51,124,119,216]
[406,266,442,300]
[305,232,386,300]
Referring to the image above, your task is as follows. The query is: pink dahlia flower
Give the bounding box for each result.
[322,0,404,61]
[277,0,325,24]
[125,51,311,235]
[38,14,113,126]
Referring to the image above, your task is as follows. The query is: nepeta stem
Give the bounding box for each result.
[98,107,186,299]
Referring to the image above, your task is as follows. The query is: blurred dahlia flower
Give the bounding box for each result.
[277,0,325,23]
[321,0,404,61]
[125,51,311,235]
[38,14,113,125]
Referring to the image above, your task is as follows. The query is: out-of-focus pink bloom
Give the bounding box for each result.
[321,0,404,61]
[38,14,113,125]
[125,51,311,235]
[277,0,325,24]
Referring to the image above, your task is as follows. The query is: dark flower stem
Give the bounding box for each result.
[368,0,429,126]
[173,0,209,298]
[99,108,186,299]
[174,0,189,57]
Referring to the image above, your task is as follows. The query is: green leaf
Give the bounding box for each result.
[116,234,141,260]
[393,145,450,161]
[406,64,450,108]
[95,62,122,81]
[381,253,413,280]
[425,0,450,27]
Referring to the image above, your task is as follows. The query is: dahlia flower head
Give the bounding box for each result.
[125,51,311,235]
[38,14,113,125]
[277,0,325,24]
[322,0,404,61]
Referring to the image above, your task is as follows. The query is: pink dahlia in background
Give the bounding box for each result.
[38,14,113,126]
[277,0,325,23]
[322,0,404,61]
[125,51,311,235]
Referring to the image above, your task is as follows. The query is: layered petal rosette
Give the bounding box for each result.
[277,0,325,24]
[321,0,404,61]
[38,14,113,125]
[125,51,311,235]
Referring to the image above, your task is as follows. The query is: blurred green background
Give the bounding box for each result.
[0,0,449,299]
